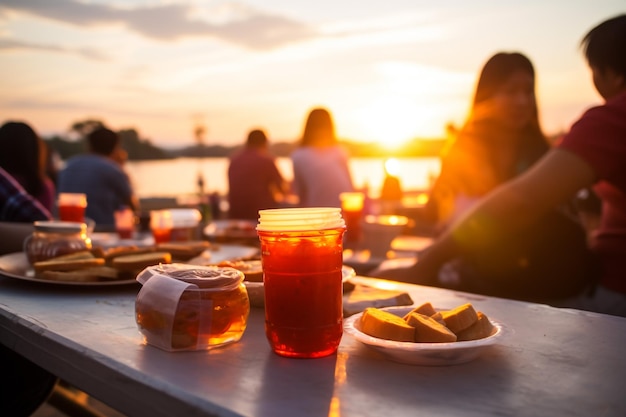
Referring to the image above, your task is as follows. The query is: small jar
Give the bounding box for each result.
[135,263,250,351]
[24,221,92,265]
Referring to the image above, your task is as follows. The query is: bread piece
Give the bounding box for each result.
[440,303,479,334]
[429,311,447,326]
[44,250,96,262]
[216,260,263,282]
[103,245,155,261]
[34,257,105,273]
[39,266,120,282]
[405,312,457,343]
[157,241,210,260]
[343,285,413,317]
[112,251,172,272]
[402,302,437,320]
[456,312,495,341]
[359,308,415,342]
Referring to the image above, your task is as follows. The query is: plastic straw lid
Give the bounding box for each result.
[257,207,345,232]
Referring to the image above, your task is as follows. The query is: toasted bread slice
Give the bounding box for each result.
[34,257,105,273]
[456,312,495,341]
[440,303,479,334]
[103,245,155,261]
[359,308,415,342]
[112,251,172,272]
[156,241,210,260]
[38,266,120,282]
[405,312,457,343]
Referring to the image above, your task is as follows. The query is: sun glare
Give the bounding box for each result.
[353,96,419,149]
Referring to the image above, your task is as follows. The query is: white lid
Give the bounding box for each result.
[168,209,202,227]
[257,207,345,232]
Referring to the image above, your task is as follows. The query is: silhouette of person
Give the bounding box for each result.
[58,127,139,229]
[291,107,355,207]
[375,15,626,317]
[0,121,56,211]
[417,52,549,233]
[227,129,288,220]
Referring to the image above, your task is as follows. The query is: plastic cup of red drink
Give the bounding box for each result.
[257,207,346,358]
[58,193,87,223]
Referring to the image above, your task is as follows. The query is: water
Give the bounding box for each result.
[125,156,440,199]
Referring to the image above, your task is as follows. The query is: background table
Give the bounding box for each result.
[1,275,625,417]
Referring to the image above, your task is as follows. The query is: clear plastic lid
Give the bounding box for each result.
[33,220,86,234]
[256,207,345,232]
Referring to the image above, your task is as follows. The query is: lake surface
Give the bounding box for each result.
[125,156,441,199]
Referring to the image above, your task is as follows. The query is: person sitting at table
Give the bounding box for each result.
[227,129,289,220]
[374,14,626,317]
[291,107,355,207]
[415,52,550,233]
[57,126,139,230]
[0,120,56,212]
[0,166,58,415]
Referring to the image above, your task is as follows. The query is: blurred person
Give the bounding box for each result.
[375,15,626,316]
[0,166,56,415]
[291,107,355,207]
[57,127,139,229]
[0,121,56,211]
[227,129,288,220]
[416,52,550,232]
[379,158,404,214]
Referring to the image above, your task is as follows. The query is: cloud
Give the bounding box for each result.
[0,0,317,50]
[0,38,109,60]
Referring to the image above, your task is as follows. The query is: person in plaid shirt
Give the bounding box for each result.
[0,166,51,222]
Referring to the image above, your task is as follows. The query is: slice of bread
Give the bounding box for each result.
[402,302,437,320]
[405,312,457,343]
[111,251,172,272]
[157,241,210,260]
[39,266,120,282]
[359,307,415,342]
[103,245,155,261]
[34,257,105,273]
[456,312,495,341]
[440,303,478,334]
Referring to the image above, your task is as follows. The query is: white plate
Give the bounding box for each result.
[344,306,506,366]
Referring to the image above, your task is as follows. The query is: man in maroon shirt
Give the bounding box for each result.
[227,129,288,220]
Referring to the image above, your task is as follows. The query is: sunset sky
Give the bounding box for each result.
[1,1,624,148]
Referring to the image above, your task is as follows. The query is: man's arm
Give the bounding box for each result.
[374,148,596,283]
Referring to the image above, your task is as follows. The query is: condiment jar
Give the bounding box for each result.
[135,263,250,352]
[23,221,92,265]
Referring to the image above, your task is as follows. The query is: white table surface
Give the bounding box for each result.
[1,274,625,417]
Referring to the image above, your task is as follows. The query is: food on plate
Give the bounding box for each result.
[456,311,495,341]
[402,302,437,319]
[40,266,120,282]
[112,251,172,272]
[343,285,413,317]
[359,307,416,342]
[156,241,210,260]
[440,303,478,333]
[405,312,457,343]
[102,245,155,261]
[215,259,263,282]
[358,302,495,343]
[34,256,105,273]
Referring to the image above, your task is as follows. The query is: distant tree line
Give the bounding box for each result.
[44,118,448,161]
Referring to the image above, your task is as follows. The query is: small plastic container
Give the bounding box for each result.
[135,263,250,352]
[23,220,92,264]
[169,209,202,241]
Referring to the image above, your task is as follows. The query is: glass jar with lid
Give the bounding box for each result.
[24,221,92,265]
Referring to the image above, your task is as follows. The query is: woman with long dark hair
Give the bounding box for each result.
[421,52,549,230]
[0,121,56,211]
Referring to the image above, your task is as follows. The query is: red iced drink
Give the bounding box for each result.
[257,208,346,358]
[57,193,87,223]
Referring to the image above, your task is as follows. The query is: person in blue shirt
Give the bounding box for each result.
[58,127,138,230]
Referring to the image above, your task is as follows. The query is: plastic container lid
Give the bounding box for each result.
[257,207,345,232]
[33,220,87,234]
[169,209,202,228]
